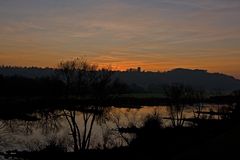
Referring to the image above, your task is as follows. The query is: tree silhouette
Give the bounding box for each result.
[58,58,113,151]
[63,106,110,151]
[58,58,79,97]
[193,89,206,120]
[57,57,113,97]
[163,84,194,128]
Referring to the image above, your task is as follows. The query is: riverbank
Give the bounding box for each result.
[0,94,237,111]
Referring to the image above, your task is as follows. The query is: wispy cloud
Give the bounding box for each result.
[0,0,240,77]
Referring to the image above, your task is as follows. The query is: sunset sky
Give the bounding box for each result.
[0,0,240,78]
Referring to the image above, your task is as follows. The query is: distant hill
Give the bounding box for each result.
[113,68,240,92]
[0,66,240,92]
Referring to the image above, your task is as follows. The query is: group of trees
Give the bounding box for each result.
[163,84,240,128]
[163,84,206,128]
[57,58,113,98]
[0,58,119,98]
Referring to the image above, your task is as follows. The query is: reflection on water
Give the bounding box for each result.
[0,105,229,152]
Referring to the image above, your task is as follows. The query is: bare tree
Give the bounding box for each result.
[58,58,113,151]
[193,90,206,120]
[163,84,194,128]
[63,106,110,151]
[58,57,112,98]
[58,59,79,97]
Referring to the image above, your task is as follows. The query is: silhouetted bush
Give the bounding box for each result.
[142,110,163,130]
[129,110,163,152]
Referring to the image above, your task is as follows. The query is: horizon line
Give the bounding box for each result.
[0,64,239,80]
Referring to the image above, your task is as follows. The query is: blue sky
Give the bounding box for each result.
[0,0,240,78]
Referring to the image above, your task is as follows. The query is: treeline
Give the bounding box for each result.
[0,59,129,98]
[0,58,240,101]
[0,75,131,97]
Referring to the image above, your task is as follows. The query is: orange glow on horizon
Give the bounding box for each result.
[0,55,239,79]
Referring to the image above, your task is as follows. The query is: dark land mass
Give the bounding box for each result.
[1,66,240,92]
[1,65,240,160]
